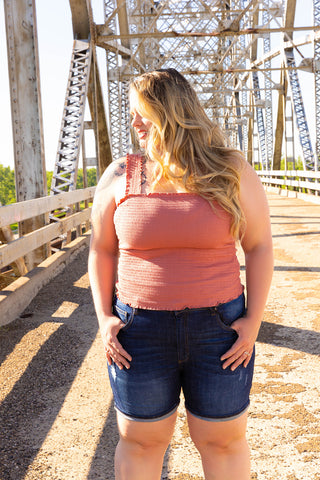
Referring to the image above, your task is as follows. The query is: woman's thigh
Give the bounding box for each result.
[182,294,255,421]
[108,297,181,421]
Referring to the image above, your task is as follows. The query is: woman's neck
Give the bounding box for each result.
[143,159,188,194]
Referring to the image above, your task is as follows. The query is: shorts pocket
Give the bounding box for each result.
[214,310,238,332]
[213,294,245,332]
[113,304,135,331]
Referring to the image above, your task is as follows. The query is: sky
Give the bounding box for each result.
[0,0,316,171]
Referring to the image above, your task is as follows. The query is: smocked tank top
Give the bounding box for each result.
[113,153,243,310]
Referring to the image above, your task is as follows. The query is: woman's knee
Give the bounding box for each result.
[117,411,177,452]
[193,433,247,457]
[187,410,248,453]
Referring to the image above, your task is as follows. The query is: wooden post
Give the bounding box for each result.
[4,0,48,270]
[69,0,113,176]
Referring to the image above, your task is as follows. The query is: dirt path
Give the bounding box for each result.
[0,193,319,480]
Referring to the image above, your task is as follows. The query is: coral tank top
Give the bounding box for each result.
[114,154,243,310]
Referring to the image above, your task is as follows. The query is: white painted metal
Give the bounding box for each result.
[51,40,92,194]
[98,0,316,172]
[314,0,320,170]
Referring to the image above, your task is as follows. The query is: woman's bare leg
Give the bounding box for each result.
[187,410,250,480]
[115,411,177,480]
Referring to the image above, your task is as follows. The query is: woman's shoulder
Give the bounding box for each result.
[238,158,262,184]
[95,157,127,194]
[91,157,127,220]
[238,159,268,209]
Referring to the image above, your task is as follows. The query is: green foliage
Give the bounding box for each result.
[46,170,53,194]
[0,165,98,206]
[280,156,304,170]
[253,163,262,171]
[76,168,98,188]
[253,156,304,171]
[0,164,16,205]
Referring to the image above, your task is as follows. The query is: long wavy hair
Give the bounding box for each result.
[129,68,245,239]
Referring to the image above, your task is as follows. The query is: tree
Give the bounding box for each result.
[46,171,53,194]
[0,164,16,205]
[0,165,98,206]
[76,168,97,188]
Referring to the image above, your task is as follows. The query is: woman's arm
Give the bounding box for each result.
[88,159,131,370]
[221,161,274,370]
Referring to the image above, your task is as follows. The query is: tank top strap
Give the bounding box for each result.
[125,153,143,195]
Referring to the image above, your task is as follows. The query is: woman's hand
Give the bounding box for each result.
[220,315,260,371]
[100,315,132,370]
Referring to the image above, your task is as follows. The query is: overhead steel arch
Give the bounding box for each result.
[3,0,319,213]
[97,0,318,171]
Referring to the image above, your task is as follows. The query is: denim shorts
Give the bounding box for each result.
[108,293,255,422]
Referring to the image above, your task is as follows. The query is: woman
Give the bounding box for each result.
[88,69,273,480]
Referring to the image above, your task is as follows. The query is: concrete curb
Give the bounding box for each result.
[263,185,320,205]
[0,232,91,327]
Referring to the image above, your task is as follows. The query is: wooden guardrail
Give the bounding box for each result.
[0,187,96,326]
[257,170,320,203]
[0,175,318,326]
[257,170,320,195]
[0,187,95,273]
[1,172,319,272]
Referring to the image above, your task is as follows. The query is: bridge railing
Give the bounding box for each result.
[0,172,319,326]
[0,187,95,272]
[0,187,95,326]
[257,170,320,203]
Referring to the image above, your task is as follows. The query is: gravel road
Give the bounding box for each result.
[0,193,319,480]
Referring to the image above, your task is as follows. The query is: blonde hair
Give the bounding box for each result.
[129,68,245,239]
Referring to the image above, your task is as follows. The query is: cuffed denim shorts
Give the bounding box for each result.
[108,293,255,422]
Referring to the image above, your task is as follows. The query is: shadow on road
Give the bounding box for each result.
[258,321,320,356]
[0,249,98,480]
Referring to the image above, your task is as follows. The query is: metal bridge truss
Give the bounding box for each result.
[4,0,319,244]
[262,0,274,169]
[39,0,319,179]
[284,50,315,170]
[97,0,318,171]
[314,0,320,170]
[252,72,268,169]
[50,39,92,194]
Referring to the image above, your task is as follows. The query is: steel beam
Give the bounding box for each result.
[283,0,314,169]
[68,0,112,176]
[104,0,122,159]
[87,53,113,177]
[51,40,92,194]
[96,25,320,42]
[284,51,315,169]
[314,0,320,170]
[117,0,131,157]
[104,0,134,159]
[247,92,254,166]
[69,0,91,39]
[98,0,315,172]
[263,0,273,169]
[273,68,287,169]
[251,32,320,67]
[4,0,47,269]
[250,6,267,167]
[273,0,295,169]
